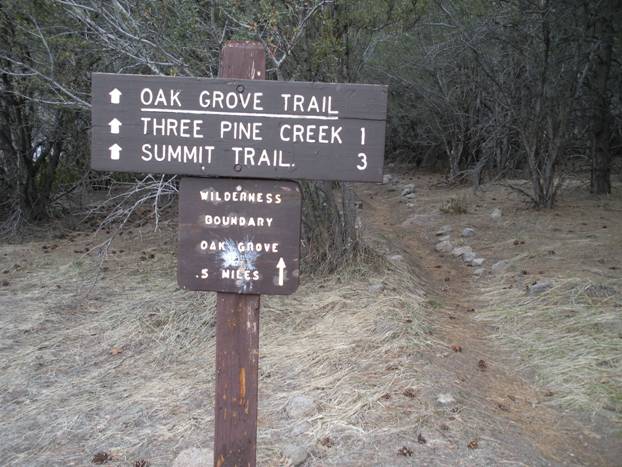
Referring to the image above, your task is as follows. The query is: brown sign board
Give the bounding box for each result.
[90,73,388,182]
[177,177,301,295]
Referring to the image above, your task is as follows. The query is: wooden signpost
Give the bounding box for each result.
[90,40,388,466]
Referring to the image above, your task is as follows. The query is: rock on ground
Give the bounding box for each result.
[528,280,553,295]
[282,444,309,466]
[462,227,476,237]
[471,257,485,267]
[463,251,476,263]
[437,393,455,405]
[473,268,485,276]
[368,282,385,294]
[452,246,473,258]
[436,225,452,236]
[286,395,316,418]
[172,448,213,467]
[383,174,393,184]
[401,184,416,197]
[435,240,453,253]
[491,260,509,274]
[290,421,313,437]
[490,208,503,220]
[386,254,404,265]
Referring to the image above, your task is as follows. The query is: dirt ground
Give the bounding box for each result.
[0,172,620,466]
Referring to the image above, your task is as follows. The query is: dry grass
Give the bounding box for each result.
[257,260,435,464]
[476,277,622,420]
[0,227,434,466]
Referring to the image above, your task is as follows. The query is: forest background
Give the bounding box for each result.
[1,0,620,268]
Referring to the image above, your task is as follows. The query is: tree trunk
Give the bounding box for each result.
[589,7,614,194]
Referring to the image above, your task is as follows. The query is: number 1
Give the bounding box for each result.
[360,127,366,145]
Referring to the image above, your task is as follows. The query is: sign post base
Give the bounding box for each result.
[214,293,260,467]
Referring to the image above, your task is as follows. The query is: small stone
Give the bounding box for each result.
[172,448,213,467]
[387,254,404,265]
[437,234,451,242]
[436,225,452,236]
[463,252,476,263]
[368,282,385,294]
[406,202,415,208]
[435,240,453,253]
[437,393,455,405]
[383,174,392,184]
[462,227,476,237]
[281,445,308,466]
[404,193,416,200]
[527,280,553,295]
[286,395,316,418]
[471,258,485,267]
[290,421,312,437]
[473,268,485,276]
[401,184,416,197]
[491,260,509,274]
[452,246,473,258]
[490,208,503,220]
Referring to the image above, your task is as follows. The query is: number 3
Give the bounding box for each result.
[357,153,367,171]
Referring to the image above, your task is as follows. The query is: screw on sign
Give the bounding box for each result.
[89,41,388,467]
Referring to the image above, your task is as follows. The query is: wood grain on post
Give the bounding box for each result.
[214,41,265,467]
[214,293,261,467]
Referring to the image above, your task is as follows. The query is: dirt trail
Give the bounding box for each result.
[357,176,616,466]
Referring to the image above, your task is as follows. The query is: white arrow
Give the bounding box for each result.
[109,143,122,160]
[109,88,122,104]
[108,118,122,134]
[276,258,286,286]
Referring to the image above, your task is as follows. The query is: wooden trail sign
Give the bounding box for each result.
[90,72,388,182]
[177,177,301,295]
[89,39,388,467]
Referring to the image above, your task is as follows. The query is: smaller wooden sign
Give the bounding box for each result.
[177,177,301,295]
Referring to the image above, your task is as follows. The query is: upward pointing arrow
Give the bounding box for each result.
[109,143,122,160]
[276,257,286,286]
[108,118,122,134]
[109,88,122,104]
